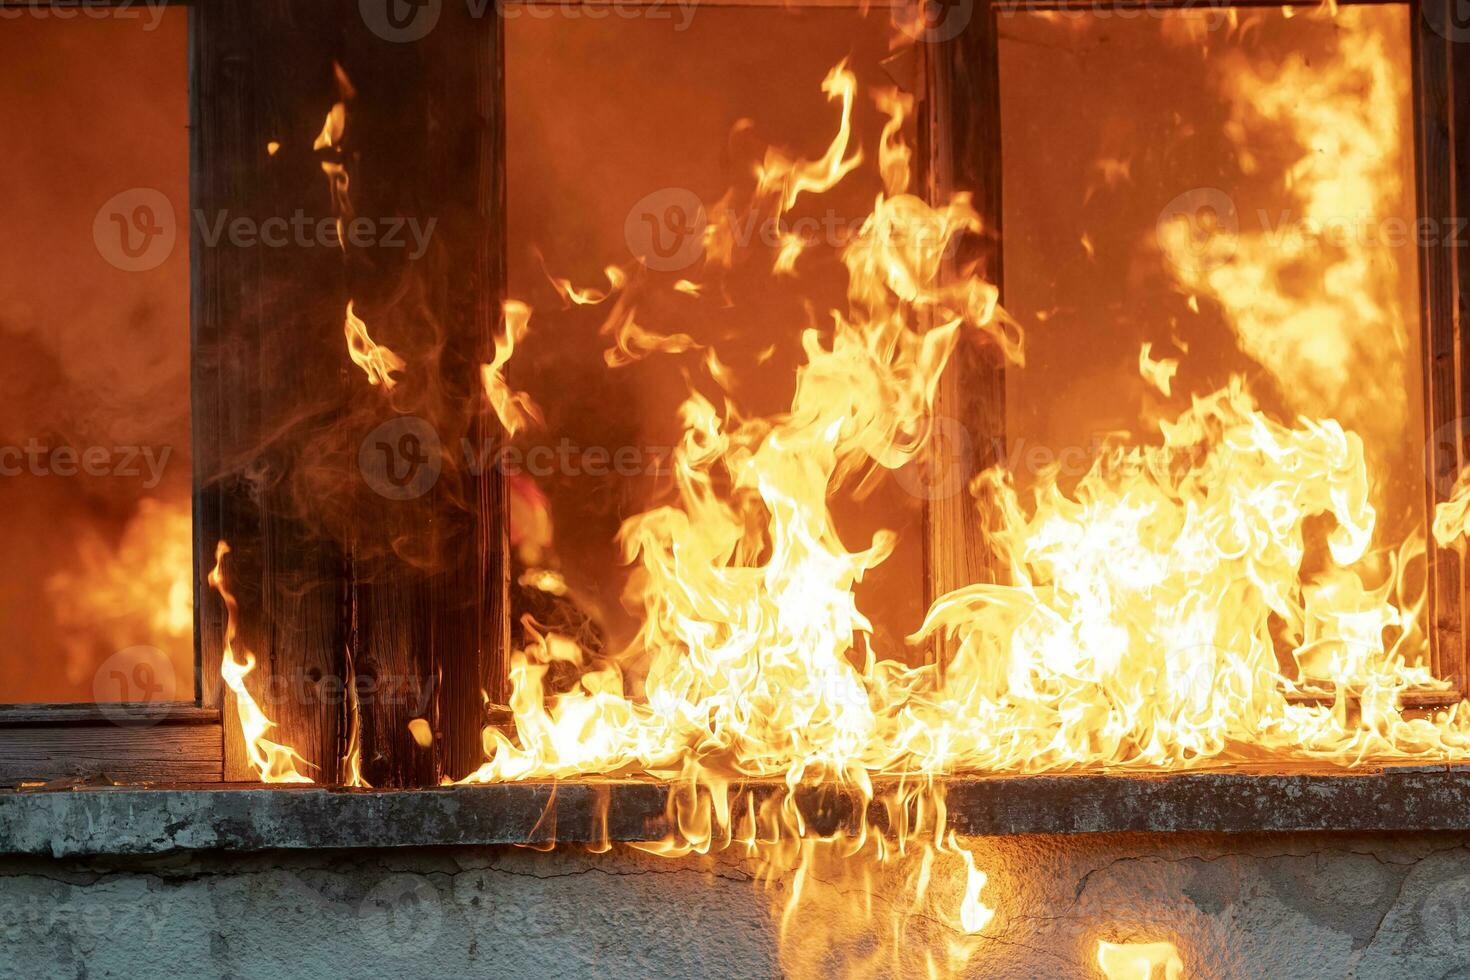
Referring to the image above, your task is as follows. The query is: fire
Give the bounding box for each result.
[482,300,543,437]
[50,497,193,692]
[343,301,406,390]
[208,542,312,784]
[1097,941,1185,980]
[218,8,1470,974]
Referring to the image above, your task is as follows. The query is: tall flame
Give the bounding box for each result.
[344,301,406,389]
[225,11,1470,975]
[208,542,313,784]
[482,300,544,437]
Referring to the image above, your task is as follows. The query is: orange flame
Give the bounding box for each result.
[343,301,406,389]
[482,300,544,437]
[1097,941,1185,980]
[208,542,312,784]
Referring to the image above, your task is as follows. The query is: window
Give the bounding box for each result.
[0,3,217,784]
[4,0,1467,791]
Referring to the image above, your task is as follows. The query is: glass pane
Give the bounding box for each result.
[505,8,926,662]
[0,10,191,703]
[999,7,1430,679]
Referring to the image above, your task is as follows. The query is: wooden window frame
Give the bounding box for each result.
[3,0,1463,787]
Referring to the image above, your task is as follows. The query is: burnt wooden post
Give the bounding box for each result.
[922,0,1008,611]
[193,0,353,783]
[340,3,509,787]
[193,0,508,787]
[1417,0,1470,688]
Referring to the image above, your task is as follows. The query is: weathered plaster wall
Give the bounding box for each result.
[3,832,1468,978]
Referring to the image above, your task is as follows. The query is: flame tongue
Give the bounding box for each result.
[209,543,313,784]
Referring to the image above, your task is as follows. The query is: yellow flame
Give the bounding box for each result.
[1162,9,1412,460]
[49,498,194,690]
[755,60,863,217]
[1138,342,1180,397]
[208,542,312,784]
[242,18,1463,976]
[482,300,544,437]
[1097,941,1185,980]
[343,301,406,389]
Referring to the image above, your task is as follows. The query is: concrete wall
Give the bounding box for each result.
[3,832,1469,978]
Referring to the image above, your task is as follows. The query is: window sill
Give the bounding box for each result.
[3,763,1470,857]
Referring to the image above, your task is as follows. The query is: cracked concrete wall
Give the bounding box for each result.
[2,832,1468,978]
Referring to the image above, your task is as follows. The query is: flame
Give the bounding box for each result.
[208,542,313,784]
[547,263,626,306]
[48,497,194,690]
[1161,8,1412,461]
[313,102,345,152]
[1097,941,1185,980]
[343,301,406,389]
[483,300,544,437]
[755,60,863,217]
[458,33,1470,968]
[1138,342,1179,397]
[227,14,1467,976]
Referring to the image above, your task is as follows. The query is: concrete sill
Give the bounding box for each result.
[4,764,1470,857]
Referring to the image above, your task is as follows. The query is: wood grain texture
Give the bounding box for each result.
[1414,1,1466,686]
[923,1,1007,616]
[190,0,509,788]
[193,0,362,783]
[338,2,507,787]
[0,722,222,787]
[0,704,218,727]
